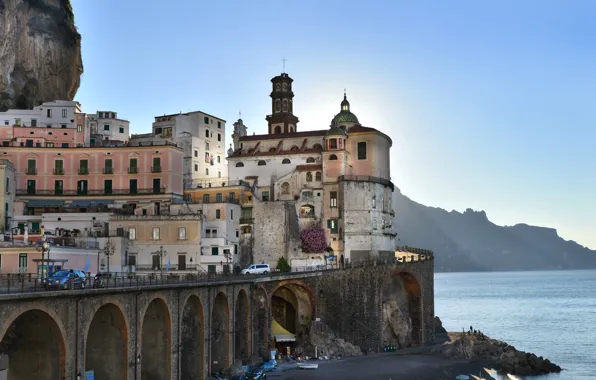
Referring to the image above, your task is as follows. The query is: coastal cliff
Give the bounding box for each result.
[0,0,83,111]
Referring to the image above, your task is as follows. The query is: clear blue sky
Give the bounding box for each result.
[71,0,596,249]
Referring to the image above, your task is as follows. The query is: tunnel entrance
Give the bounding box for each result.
[181,296,204,380]
[85,304,128,380]
[0,309,65,379]
[234,290,249,361]
[141,298,171,380]
[270,283,313,353]
[211,292,230,375]
[382,272,422,348]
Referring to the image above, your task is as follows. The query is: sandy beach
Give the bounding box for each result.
[267,352,494,380]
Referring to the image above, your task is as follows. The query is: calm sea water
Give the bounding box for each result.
[435,270,596,380]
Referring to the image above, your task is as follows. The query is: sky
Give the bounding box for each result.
[71,0,596,250]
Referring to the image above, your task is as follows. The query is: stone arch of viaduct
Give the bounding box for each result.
[0,259,434,380]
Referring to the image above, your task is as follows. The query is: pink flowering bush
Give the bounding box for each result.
[300,227,327,253]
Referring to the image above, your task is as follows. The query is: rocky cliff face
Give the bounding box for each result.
[0,0,82,110]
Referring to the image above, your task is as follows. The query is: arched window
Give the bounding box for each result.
[282,99,288,111]
[306,172,313,181]
[275,99,281,111]
[306,157,315,163]
[274,126,281,134]
[258,160,266,166]
[289,126,294,133]
[281,182,290,194]
[235,162,244,167]
[329,154,338,160]
[282,158,291,164]
[269,147,276,152]
[290,146,299,152]
[313,143,322,150]
[315,172,321,181]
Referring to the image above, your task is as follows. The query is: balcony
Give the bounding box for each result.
[16,188,167,196]
[187,196,240,205]
[151,166,162,173]
[78,167,89,175]
[239,217,253,224]
[103,167,114,174]
[25,168,37,175]
[53,168,65,175]
[128,167,139,174]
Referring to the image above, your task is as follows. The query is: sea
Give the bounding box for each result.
[435,270,596,380]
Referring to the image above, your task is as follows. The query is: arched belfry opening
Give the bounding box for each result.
[0,309,66,379]
[381,272,423,348]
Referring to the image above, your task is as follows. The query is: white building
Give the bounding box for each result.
[0,100,81,129]
[87,110,130,145]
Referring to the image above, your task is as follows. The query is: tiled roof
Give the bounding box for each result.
[239,130,327,141]
[295,164,323,171]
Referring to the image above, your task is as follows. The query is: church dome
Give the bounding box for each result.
[330,92,359,125]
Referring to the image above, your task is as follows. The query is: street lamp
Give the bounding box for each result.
[99,241,115,274]
[154,245,166,274]
[36,239,50,277]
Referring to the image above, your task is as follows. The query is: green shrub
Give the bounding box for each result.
[277,256,291,272]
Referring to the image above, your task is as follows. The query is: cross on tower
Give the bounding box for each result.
[238,111,242,119]
[282,58,287,73]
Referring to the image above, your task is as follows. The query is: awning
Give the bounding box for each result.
[69,200,113,208]
[26,200,65,208]
[271,319,296,342]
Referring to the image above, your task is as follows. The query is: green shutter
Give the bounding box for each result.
[211,247,218,256]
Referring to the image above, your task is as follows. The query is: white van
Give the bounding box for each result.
[241,264,270,275]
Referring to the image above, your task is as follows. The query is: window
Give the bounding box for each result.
[329,139,338,149]
[27,179,36,194]
[104,158,113,173]
[31,119,37,127]
[218,121,221,128]
[128,255,136,266]
[103,124,110,131]
[216,193,223,202]
[119,127,124,133]
[211,247,218,256]
[152,227,160,240]
[205,129,209,138]
[152,157,161,172]
[262,191,270,201]
[257,160,266,166]
[358,142,367,160]
[204,116,209,124]
[54,160,64,174]
[203,194,210,203]
[330,191,338,207]
[194,164,198,171]
[315,172,322,181]
[18,254,27,270]
[152,255,161,270]
[208,264,216,273]
[194,150,198,157]
[206,168,209,175]
[229,192,235,201]
[129,227,136,240]
[104,179,112,194]
[77,124,82,132]
[300,205,315,216]
[61,109,67,118]
[61,143,68,148]
[282,158,290,164]
[306,157,315,163]
[77,180,88,195]
[306,172,313,181]
[217,156,220,163]
[129,158,138,173]
[236,230,239,238]
[178,227,186,240]
[217,133,221,142]
[329,154,338,160]
[231,210,234,219]
[205,142,209,150]
[5,177,8,193]
[218,171,221,178]
[54,180,63,195]
[235,162,244,167]
[372,196,376,209]
[25,139,33,147]
[205,229,211,238]
[79,159,88,174]
[216,209,221,219]
[281,182,290,194]
[327,218,338,233]
[47,109,52,118]
[155,127,162,135]
[129,179,138,193]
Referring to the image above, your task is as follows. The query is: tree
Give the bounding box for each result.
[277,256,291,272]
[300,227,327,253]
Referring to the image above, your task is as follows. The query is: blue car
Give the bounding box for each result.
[44,270,88,290]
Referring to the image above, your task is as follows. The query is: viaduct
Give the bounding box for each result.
[0,258,434,380]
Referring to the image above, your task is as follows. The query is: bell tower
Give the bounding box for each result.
[266,73,299,135]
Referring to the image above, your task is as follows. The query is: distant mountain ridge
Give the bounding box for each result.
[393,189,596,272]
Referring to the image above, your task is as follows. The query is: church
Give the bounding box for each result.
[227,73,397,267]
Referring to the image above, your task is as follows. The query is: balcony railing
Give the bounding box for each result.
[103,167,114,174]
[53,168,64,175]
[25,168,37,175]
[128,167,139,174]
[151,166,162,173]
[78,167,89,175]
[16,188,167,196]
[239,217,253,224]
[186,196,240,205]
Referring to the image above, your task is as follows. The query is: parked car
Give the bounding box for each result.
[241,264,270,275]
[44,269,87,290]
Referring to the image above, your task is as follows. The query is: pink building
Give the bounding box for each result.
[1,143,183,202]
[0,124,87,148]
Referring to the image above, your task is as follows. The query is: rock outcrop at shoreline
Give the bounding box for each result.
[432,331,562,376]
[304,321,363,358]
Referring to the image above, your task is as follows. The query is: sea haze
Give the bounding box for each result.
[435,270,596,379]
